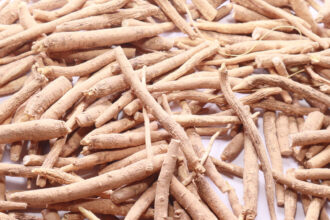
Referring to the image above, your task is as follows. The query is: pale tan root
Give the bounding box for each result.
[219,64,276,220]
[0,0,132,49]
[33,0,87,22]
[263,111,284,206]
[154,139,179,219]
[38,48,135,78]
[232,4,268,22]
[34,23,175,53]
[276,113,292,156]
[83,130,169,150]
[23,155,77,167]
[75,96,113,128]
[115,46,204,173]
[171,176,217,219]
[99,143,168,174]
[173,200,191,220]
[95,91,134,127]
[134,36,174,51]
[48,198,154,218]
[272,170,330,198]
[153,0,197,39]
[111,176,155,204]
[29,0,68,12]
[0,55,34,87]
[19,2,37,29]
[221,132,244,162]
[213,4,233,21]
[41,209,60,220]
[242,134,258,220]
[41,48,137,120]
[195,174,237,220]
[284,169,297,220]
[191,0,217,21]
[0,73,47,123]
[233,74,330,107]
[60,144,148,172]
[195,19,292,34]
[0,119,69,144]
[252,27,308,41]
[24,76,72,119]
[36,137,67,187]
[78,206,100,220]
[0,201,27,211]
[290,130,330,147]
[0,0,20,25]
[8,155,165,204]
[85,43,209,99]
[55,7,158,32]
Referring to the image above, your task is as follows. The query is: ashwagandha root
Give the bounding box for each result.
[0,73,47,124]
[115,46,205,174]
[0,0,329,218]
[276,112,292,156]
[242,134,258,220]
[251,98,319,116]
[170,176,217,219]
[289,130,330,147]
[121,182,156,220]
[39,48,135,77]
[263,111,284,206]
[219,64,277,220]
[61,144,149,172]
[0,119,69,144]
[284,168,297,220]
[0,0,131,49]
[154,139,179,219]
[98,143,167,174]
[0,75,27,97]
[24,76,72,119]
[153,0,197,39]
[221,132,244,162]
[0,201,27,211]
[8,154,166,204]
[55,7,158,32]
[48,198,154,218]
[272,170,330,199]
[33,23,175,53]
[75,96,114,128]
[195,173,237,220]
[82,130,169,150]
[294,168,330,180]
[233,74,330,107]
[33,0,87,22]
[110,175,155,204]
[85,43,209,99]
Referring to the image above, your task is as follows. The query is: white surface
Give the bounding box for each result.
[0,0,329,219]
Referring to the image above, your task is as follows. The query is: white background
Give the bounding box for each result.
[0,0,329,219]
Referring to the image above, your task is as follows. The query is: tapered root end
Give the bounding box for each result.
[22,156,30,165]
[232,81,250,91]
[80,138,90,146]
[60,164,74,173]
[252,31,261,40]
[281,149,293,157]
